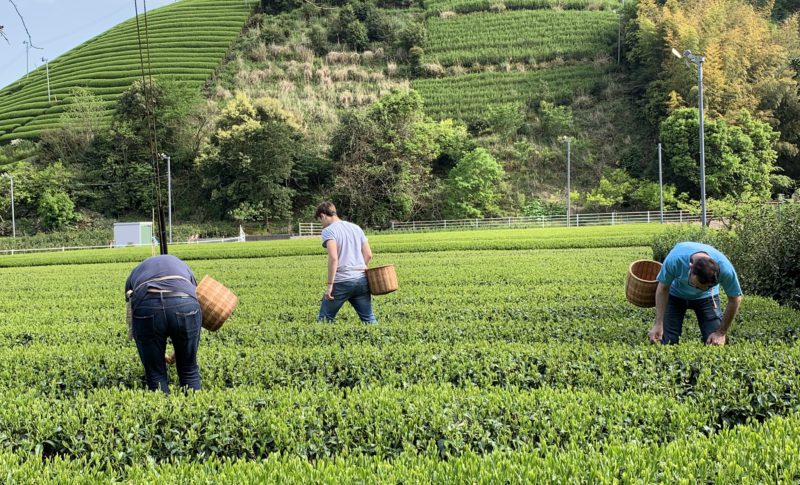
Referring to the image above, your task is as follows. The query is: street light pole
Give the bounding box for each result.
[672,48,707,227]
[564,136,572,227]
[658,142,664,224]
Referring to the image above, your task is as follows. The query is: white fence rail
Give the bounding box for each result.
[389,210,706,231]
[0,235,245,256]
[299,210,706,236]
[298,223,323,237]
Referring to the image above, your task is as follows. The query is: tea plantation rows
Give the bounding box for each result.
[0,225,799,481]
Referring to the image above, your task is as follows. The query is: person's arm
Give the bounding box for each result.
[325,240,338,300]
[706,295,742,345]
[649,282,670,344]
[361,241,373,267]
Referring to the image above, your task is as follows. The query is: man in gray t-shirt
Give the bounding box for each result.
[315,201,377,323]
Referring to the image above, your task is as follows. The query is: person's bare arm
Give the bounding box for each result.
[361,241,373,267]
[325,240,338,300]
[648,283,670,344]
[706,295,742,346]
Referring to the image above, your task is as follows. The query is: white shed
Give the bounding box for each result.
[113,222,152,248]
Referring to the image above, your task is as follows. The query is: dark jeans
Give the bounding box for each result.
[317,276,377,323]
[132,295,202,393]
[662,294,722,344]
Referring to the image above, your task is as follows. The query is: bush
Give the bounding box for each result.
[724,204,800,309]
[650,224,727,263]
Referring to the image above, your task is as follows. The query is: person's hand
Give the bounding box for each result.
[165,352,176,365]
[325,284,335,301]
[648,324,663,344]
[706,331,727,346]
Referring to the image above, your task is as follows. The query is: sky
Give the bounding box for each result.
[0,0,175,90]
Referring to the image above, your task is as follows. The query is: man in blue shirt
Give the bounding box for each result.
[126,254,202,393]
[648,242,743,346]
[315,201,377,323]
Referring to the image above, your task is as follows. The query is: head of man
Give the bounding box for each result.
[688,254,720,291]
[315,201,339,228]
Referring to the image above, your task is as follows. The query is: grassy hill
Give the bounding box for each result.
[0,0,254,142]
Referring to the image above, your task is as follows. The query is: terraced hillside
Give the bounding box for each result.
[0,0,254,142]
[415,0,621,122]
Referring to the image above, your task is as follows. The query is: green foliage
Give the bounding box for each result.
[724,203,800,309]
[330,89,460,225]
[521,197,565,217]
[198,93,304,223]
[584,169,679,211]
[650,224,727,263]
[37,190,77,230]
[660,108,778,200]
[538,101,574,137]
[444,148,505,218]
[485,103,524,140]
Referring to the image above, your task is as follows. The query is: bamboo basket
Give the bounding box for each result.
[366,265,399,295]
[196,275,238,331]
[625,260,662,308]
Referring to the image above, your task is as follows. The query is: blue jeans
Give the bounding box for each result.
[662,294,722,344]
[317,276,377,323]
[132,295,202,393]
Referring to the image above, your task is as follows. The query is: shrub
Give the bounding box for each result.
[650,224,727,263]
[724,204,800,309]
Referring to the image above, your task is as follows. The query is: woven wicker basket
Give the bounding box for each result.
[366,264,399,295]
[625,260,662,308]
[196,275,238,331]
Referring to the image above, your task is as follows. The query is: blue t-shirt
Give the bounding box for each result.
[321,220,368,283]
[656,242,742,300]
[125,255,198,309]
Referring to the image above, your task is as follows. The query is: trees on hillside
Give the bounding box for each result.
[329,89,474,226]
[660,108,778,200]
[626,0,800,180]
[197,93,305,224]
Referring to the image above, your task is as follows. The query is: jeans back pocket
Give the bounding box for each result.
[176,307,202,339]
[132,313,156,341]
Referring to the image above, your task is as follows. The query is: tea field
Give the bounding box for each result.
[1,224,800,482]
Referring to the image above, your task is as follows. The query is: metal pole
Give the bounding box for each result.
[3,175,15,239]
[658,143,664,224]
[617,14,622,65]
[566,138,571,227]
[167,155,172,243]
[697,57,707,227]
[23,41,29,77]
[42,57,51,102]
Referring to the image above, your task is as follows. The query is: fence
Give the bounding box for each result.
[298,223,323,237]
[0,234,245,256]
[389,210,706,231]
[298,210,706,236]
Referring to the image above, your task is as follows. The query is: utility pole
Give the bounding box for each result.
[22,40,41,77]
[160,153,173,243]
[42,57,51,102]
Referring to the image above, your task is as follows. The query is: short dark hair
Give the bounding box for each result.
[692,257,720,286]
[315,201,337,219]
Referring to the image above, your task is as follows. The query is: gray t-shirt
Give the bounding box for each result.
[321,220,368,282]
